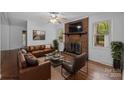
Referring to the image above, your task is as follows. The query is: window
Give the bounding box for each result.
[95,35,104,47]
[94,21,110,47]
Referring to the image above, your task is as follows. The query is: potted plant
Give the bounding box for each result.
[111,41,124,69]
[53,39,59,50]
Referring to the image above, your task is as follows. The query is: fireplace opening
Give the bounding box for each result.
[65,41,81,55]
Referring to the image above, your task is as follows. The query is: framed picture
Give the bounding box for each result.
[33,30,45,40]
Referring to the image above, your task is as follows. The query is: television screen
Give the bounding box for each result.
[69,22,82,33]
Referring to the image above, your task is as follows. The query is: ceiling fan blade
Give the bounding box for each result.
[61,17,68,21]
[48,12,68,24]
[57,20,62,24]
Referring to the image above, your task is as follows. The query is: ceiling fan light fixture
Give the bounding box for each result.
[49,18,58,24]
[49,12,67,24]
[51,14,57,18]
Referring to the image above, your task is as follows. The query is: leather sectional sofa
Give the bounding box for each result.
[18,45,54,80]
[27,45,54,57]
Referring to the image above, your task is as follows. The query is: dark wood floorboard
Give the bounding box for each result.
[1,49,19,80]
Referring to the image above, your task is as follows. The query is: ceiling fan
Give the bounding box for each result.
[49,12,67,24]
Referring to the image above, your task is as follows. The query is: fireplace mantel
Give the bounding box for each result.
[64,32,87,36]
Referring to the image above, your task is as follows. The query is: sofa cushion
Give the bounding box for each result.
[32,50,41,54]
[29,46,35,52]
[18,51,27,68]
[21,49,27,54]
[26,53,37,59]
[40,45,45,50]
[26,47,30,52]
[25,55,39,67]
[34,45,41,51]
[32,50,44,57]
[43,48,53,53]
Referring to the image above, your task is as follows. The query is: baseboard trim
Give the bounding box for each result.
[89,60,112,68]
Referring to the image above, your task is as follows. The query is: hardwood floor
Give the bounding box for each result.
[51,61,122,80]
[1,49,19,79]
[1,50,122,80]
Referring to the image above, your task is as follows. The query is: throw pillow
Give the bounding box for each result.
[40,45,45,50]
[29,46,34,51]
[25,55,39,67]
[34,45,40,51]
[18,51,27,68]
[45,44,51,48]
[21,49,27,54]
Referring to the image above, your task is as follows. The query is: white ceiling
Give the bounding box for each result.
[7,12,123,27]
[8,12,95,22]
[7,12,97,27]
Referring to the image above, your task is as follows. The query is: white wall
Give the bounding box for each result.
[9,25,26,49]
[1,24,26,50]
[89,13,124,66]
[1,13,26,50]
[1,13,10,50]
[27,20,57,46]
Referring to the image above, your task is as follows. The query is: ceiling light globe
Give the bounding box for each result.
[50,19,57,24]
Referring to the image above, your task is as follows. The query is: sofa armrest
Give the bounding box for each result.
[19,61,51,80]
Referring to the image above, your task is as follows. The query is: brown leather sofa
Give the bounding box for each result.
[18,50,51,80]
[27,45,54,57]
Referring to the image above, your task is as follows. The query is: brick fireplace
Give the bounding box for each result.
[65,41,81,55]
[64,17,88,56]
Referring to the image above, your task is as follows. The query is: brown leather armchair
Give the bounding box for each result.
[61,53,87,79]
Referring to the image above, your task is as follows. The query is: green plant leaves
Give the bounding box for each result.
[111,41,123,60]
[53,39,59,50]
[97,21,109,35]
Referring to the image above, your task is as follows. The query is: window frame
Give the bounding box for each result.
[93,20,111,48]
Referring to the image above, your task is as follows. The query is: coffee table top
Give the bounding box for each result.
[45,52,64,67]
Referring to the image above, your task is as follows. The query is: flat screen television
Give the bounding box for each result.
[69,22,83,33]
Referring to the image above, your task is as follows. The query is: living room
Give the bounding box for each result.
[0,12,124,80]
[1,0,124,93]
